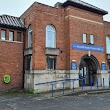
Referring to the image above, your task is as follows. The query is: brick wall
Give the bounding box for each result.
[65,6,107,69]
[21,2,110,71]
[0,28,23,91]
[21,3,67,70]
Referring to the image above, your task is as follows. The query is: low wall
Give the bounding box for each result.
[24,70,109,93]
[24,70,79,93]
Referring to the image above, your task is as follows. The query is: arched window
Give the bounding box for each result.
[46,25,56,48]
[28,25,33,48]
[106,36,110,54]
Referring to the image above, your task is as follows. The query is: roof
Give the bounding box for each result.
[0,15,25,29]
[62,0,108,15]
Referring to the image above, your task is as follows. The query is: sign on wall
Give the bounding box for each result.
[4,75,10,84]
[101,63,106,70]
[71,62,77,70]
[72,43,104,52]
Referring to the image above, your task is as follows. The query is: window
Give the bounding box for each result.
[106,36,110,54]
[83,33,87,43]
[26,55,32,70]
[1,30,6,40]
[108,60,110,70]
[46,56,56,70]
[90,35,94,44]
[46,25,56,48]
[28,25,33,48]
[17,32,21,41]
[9,31,14,41]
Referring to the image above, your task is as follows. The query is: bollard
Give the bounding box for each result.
[103,78,105,88]
[72,80,74,93]
[90,78,92,90]
[62,82,64,95]
[96,78,98,89]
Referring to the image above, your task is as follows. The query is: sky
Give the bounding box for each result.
[0,0,110,22]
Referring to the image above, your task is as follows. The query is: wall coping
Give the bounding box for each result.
[0,39,23,44]
[101,70,108,74]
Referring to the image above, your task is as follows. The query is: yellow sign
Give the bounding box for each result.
[4,75,10,84]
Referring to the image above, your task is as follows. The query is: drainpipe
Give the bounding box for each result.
[22,28,26,89]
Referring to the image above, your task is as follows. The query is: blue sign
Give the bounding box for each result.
[101,63,106,70]
[72,62,77,70]
[72,43,104,52]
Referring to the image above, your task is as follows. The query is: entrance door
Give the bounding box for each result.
[79,55,99,86]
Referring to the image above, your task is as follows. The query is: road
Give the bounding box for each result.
[0,93,110,110]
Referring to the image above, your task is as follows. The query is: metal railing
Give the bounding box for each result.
[35,77,110,97]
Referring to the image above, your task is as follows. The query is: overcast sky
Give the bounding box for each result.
[0,0,110,21]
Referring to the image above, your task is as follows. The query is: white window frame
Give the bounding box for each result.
[106,36,110,54]
[83,33,87,43]
[1,30,6,40]
[90,35,94,44]
[28,25,33,48]
[46,25,56,48]
[9,31,14,41]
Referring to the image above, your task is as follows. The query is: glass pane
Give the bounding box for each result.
[46,56,56,70]
[90,35,94,44]
[28,25,33,47]
[54,58,56,69]
[46,31,55,48]
[106,41,110,54]
[9,31,14,41]
[17,32,21,41]
[27,56,31,70]
[1,30,6,40]
[108,61,110,70]
[83,34,86,43]
[46,25,55,32]
[29,25,33,32]
[106,37,110,42]
[49,58,53,69]
[28,31,32,47]
[106,37,110,54]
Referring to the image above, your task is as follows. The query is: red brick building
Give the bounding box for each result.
[0,0,110,92]
[0,15,25,91]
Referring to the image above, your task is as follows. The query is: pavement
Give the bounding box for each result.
[0,87,110,110]
[0,91,110,110]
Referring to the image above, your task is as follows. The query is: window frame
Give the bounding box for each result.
[90,35,94,44]
[28,25,33,48]
[82,33,87,43]
[46,25,56,48]
[46,56,56,70]
[9,31,14,41]
[108,60,110,70]
[26,55,32,70]
[1,30,6,40]
[106,36,110,54]
[17,32,21,42]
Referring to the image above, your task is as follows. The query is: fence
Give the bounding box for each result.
[35,77,110,97]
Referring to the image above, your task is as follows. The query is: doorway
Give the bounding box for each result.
[79,55,99,86]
